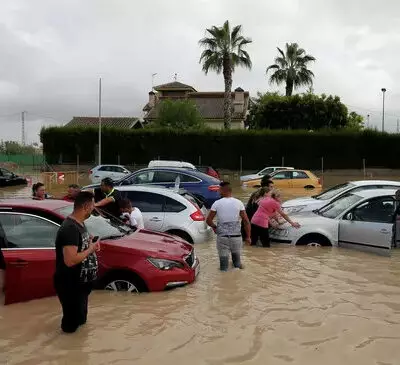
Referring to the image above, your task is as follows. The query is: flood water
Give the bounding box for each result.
[2,176,400,365]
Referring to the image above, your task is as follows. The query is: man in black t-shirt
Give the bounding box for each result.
[54,191,100,333]
[94,177,122,218]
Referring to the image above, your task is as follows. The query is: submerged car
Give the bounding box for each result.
[240,166,294,182]
[270,189,398,256]
[0,168,27,187]
[243,169,322,189]
[282,180,400,214]
[0,199,199,305]
[84,167,221,209]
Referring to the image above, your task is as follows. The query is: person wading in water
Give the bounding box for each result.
[206,182,251,271]
[242,175,274,241]
[251,190,300,247]
[54,191,99,333]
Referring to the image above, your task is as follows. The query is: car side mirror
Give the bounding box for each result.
[345,212,353,221]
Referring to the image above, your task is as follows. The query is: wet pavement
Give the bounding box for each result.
[1,177,400,364]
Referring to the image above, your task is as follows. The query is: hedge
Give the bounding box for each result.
[40,126,400,170]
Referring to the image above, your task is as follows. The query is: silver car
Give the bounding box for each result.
[282,180,400,214]
[270,189,398,256]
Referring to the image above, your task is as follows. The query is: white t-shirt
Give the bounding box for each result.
[123,208,145,230]
[210,197,245,236]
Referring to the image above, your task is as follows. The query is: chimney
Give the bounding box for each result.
[149,91,156,108]
[233,87,245,114]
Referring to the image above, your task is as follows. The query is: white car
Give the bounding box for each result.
[270,189,398,256]
[282,180,400,214]
[117,185,213,244]
[240,166,294,182]
[89,165,131,184]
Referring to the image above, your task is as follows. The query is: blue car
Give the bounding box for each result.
[83,167,221,208]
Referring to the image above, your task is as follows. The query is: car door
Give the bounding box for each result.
[291,170,311,188]
[271,170,292,189]
[0,212,59,304]
[125,191,165,231]
[338,196,395,256]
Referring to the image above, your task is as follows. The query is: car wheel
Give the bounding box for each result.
[167,230,193,244]
[297,234,331,247]
[102,272,147,293]
[304,185,315,189]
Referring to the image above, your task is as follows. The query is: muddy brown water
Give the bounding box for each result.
[1,176,400,365]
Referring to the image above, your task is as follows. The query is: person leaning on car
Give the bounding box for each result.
[241,175,274,240]
[94,177,122,218]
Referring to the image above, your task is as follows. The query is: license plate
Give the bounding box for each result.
[195,262,200,277]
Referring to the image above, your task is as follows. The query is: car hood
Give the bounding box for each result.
[240,174,260,181]
[282,196,321,207]
[103,229,192,259]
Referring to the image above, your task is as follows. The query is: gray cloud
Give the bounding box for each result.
[0,0,399,144]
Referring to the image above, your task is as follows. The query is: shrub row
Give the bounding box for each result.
[40,126,400,170]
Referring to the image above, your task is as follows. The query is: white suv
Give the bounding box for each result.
[117,186,213,244]
[89,165,130,184]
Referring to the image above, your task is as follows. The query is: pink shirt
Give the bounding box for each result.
[251,197,281,228]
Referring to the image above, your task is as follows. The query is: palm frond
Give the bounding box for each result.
[269,69,287,85]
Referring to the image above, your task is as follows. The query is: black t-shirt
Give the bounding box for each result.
[94,188,122,218]
[246,190,260,221]
[55,217,98,284]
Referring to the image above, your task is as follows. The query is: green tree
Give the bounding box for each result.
[346,111,364,130]
[0,140,39,155]
[266,43,316,96]
[249,92,354,130]
[199,20,252,129]
[153,99,205,130]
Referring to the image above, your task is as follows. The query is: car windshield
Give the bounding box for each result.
[313,182,355,200]
[258,168,273,175]
[56,206,133,239]
[316,193,363,219]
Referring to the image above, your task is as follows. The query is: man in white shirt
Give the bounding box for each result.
[206,182,251,271]
[120,199,145,230]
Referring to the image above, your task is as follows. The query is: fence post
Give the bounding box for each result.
[198,155,201,166]
[76,154,80,183]
[239,156,243,175]
[321,156,324,184]
[117,155,120,165]
[363,158,366,178]
[281,156,284,166]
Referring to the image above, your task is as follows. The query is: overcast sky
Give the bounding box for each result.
[1,0,399,143]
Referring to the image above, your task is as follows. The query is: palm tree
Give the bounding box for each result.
[199,20,252,129]
[266,43,316,97]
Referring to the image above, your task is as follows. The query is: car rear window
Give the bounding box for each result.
[164,197,186,213]
[182,193,201,210]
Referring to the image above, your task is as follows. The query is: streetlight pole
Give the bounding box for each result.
[381,88,386,132]
[367,114,370,129]
[98,77,102,165]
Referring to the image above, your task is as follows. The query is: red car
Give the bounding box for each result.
[0,199,200,305]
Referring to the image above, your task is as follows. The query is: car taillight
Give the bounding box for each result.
[208,185,220,191]
[190,209,205,221]
[89,170,92,175]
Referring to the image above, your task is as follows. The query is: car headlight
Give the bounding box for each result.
[284,205,306,214]
[147,258,184,270]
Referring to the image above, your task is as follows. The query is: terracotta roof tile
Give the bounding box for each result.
[154,81,196,91]
[66,117,140,129]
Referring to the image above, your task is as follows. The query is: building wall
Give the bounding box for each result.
[205,119,244,130]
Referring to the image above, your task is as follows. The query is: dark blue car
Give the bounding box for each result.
[83,167,221,208]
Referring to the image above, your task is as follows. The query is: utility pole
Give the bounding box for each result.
[367,114,370,128]
[381,88,387,132]
[397,118,399,133]
[21,111,26,145]
[98,78,102,165]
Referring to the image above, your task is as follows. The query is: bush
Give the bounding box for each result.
[40,126,400,170]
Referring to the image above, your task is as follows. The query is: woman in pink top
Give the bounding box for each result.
[251,190,300,247]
